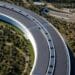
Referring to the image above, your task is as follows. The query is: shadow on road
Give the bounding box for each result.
[67,45,75,75]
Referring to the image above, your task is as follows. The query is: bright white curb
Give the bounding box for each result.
[0,12,37,75]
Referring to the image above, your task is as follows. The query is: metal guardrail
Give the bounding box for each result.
[0,3,56,75]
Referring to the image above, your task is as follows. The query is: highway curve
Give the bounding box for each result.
[0,2,71,75]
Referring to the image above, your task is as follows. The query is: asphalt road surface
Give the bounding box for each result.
[0,2,71,75]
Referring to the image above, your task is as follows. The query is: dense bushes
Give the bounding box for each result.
[0,21,34,75]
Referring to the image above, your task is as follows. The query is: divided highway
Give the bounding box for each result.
[0,2,71,75]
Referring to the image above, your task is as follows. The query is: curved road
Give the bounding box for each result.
[0,2,71,75]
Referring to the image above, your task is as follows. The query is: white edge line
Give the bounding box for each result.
[49,22,71,75]
[42,17,71,75]
[0,12,37,75]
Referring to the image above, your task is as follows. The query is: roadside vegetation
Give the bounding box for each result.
[44,15,75,55]
[21,3,75,56]
[0,21,34,75]
[0,0,75,62]
[52,3,75,8]
[23,3,75,56]
[1,0,75,55]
